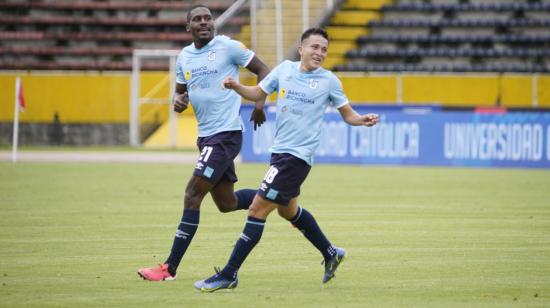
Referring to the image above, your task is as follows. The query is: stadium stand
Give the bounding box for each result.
[330,0,550,72]
[2,0,549,148]
[0,0,248,71]
[237,0,329,68]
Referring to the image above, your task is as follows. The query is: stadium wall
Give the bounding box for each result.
[339,74,550,107]
[1,72,549,145]
[0,72,180,145]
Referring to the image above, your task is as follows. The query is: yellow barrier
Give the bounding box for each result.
[0,73,129,123]
[336,73,550,108]
[402,75,498,106]
[501,75,533,107]
[339,74,397,103]
[0,72,179,123]
[1,72,549,125]
[538,76,550,107]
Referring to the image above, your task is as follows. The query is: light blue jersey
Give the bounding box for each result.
[259,60,349,165]
[176,35,254,137]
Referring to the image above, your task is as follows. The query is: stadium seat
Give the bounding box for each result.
[328,0,550,73]
[380,3,550,12]
[0,46,134,56]
[368,19,550,28]
[356,34,550,45]
[333,63,548,73]
[0,31,192,42]
[0,15,248,27]
[0,60,167,71]
[346,47,550,58]
[0,0,247,71]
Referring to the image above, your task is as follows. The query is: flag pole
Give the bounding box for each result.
[12,77,21,163]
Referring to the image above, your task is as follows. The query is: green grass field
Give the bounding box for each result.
[1,162,549,307]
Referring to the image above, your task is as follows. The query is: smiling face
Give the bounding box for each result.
[186,6,215,49]
[298,34,329,72]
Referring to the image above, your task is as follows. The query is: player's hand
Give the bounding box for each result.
[362,113,379,127]
[250,106,266,130]
[222,77,238,89]
[173,92,189,113]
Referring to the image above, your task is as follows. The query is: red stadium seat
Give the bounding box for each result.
[0,0,248,71]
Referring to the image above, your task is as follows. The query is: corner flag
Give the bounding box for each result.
[18,81,26,112]
[12,77,25,163]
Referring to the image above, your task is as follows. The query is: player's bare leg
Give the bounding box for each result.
[211,180,256,213]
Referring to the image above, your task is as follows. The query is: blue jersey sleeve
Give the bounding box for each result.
[329,74,349,108]
[175,51,186,84]
[258,62,284,94]
[226,38,255,67]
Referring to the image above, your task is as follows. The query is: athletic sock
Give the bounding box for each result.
[290,207,336,262]
[165,209,200,274]
[221,216,265,279]
[235,189,256,210]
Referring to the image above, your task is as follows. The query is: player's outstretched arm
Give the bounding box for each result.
[338,104,379,127]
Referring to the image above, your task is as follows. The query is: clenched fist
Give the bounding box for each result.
[222,77,238,89]
[173,92,189,113]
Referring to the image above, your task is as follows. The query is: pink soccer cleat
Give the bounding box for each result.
[137,263,176,281]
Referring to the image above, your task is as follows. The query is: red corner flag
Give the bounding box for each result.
[18,81,26,112]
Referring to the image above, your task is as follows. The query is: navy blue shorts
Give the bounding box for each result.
[192,130,242,184]
[257,153,311,206]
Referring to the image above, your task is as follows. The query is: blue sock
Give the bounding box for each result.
[221,216,265,279]
[235,189,256,210]
[165,209,200,274]
[290,207,336,262]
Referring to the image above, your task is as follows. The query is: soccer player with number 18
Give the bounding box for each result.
[195,27,380,292]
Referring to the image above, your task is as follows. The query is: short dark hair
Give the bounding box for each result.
[186,4,210,24]
[300,27,329,42]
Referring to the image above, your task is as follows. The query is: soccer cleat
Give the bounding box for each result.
[137,263,176,281]
[322,247,346,283]
[194,267,238,292]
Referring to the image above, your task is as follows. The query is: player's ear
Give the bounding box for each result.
[298,46,303,56]
[186,24,190,32]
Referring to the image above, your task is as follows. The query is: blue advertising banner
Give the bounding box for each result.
[240,105,550,168]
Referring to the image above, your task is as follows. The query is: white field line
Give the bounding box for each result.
[0,151,239,164]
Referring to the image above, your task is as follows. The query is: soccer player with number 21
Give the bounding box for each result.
[138,5,270,282]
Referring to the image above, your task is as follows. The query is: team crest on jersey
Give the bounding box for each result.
[184,70,191,81]
[309,79,319,89]
[279,88,286,98]
[208,50,216,61]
